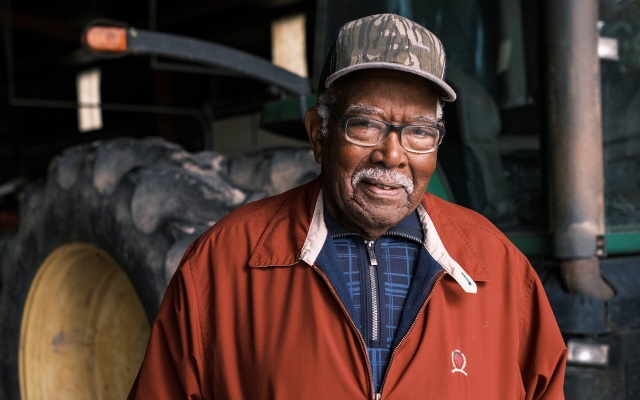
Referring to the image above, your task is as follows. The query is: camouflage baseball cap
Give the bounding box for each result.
[318,13,456,102]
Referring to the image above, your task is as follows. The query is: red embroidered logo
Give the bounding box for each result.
[451,349,468,376]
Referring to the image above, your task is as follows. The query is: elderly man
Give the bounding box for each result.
[129,13,566,400]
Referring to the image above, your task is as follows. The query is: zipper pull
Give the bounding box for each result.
[374,393,382,400]
[365,240,379,343]
[366,240,378,266]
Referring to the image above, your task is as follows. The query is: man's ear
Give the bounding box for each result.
[304,107,324,164]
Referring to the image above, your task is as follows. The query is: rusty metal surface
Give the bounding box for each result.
[545,0,614,298]
[545,0,605,259]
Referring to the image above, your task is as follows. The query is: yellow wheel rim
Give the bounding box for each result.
[19,243,150,399]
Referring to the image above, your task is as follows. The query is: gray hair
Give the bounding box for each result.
[316,88,444,137]
[317,90,334,136]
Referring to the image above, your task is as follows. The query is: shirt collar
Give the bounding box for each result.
[324,208,423,244]
[299,190,477,294]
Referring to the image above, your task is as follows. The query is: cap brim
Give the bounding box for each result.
[324,62,457,102]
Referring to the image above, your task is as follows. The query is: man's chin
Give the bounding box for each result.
[358,203,413,226]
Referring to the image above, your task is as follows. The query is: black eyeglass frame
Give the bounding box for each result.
[327,107,446,154]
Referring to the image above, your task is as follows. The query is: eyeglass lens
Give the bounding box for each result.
[345,117,440,152]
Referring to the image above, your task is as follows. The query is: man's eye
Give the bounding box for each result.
[412,127,438,137]
[350,118,376,128]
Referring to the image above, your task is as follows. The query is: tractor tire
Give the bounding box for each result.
[0,137,319,400]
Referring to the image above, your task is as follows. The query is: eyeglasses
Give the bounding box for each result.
[328,107,445,154]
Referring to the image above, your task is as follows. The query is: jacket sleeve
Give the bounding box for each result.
[128,259,205,399]
[519,267,568,400]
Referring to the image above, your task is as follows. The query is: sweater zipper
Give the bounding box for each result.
[313,266,378,400]
[327,230,423,400]
[377,270,446,398]
[388,231,422,244]
[331,233,382,345]
[365,240,379,343]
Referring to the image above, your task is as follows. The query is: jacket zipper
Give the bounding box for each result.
[377,270,446,398]
[313,266,379,400]
[365,240,379,343]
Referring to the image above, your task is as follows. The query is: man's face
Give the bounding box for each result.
[306,69,440,239]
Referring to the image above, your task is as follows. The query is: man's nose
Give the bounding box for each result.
[370,131,407,168]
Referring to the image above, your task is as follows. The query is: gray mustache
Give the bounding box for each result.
[351,168,415,194]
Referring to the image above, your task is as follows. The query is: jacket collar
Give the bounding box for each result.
[248,179,486,293]
[416,204,477,293]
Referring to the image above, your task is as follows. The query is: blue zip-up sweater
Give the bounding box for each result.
[320,210,442,391]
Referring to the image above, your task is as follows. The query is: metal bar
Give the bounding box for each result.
[124,27,311,96]
[150,59,244,78]
[605,232,640,255]
[8,98,203,117]
[545,0,614,299]
[545,0,604,258]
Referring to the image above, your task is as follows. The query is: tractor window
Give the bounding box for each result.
[413,0,640,238]
[600,0,640,232]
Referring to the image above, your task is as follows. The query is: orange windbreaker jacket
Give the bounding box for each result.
[128,179,567,400]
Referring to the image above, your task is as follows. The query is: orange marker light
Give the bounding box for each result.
[85,26,127,53]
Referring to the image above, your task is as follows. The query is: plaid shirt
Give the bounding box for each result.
[324,210,424,391]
